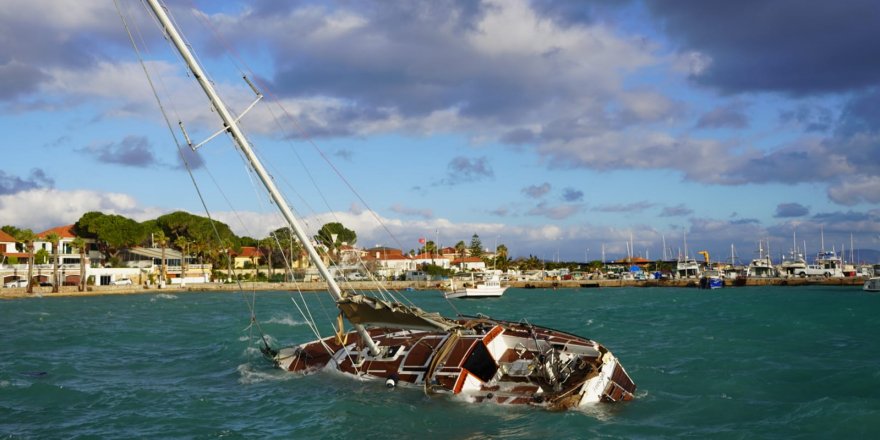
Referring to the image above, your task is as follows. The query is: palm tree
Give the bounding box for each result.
[496,243,509,271]
[455,240,467,260]
[155,230,167,287]
[259,237,274,280]
[45,232,61,293]
[174,236,189,285]
[71,237,87,291]
[12,229,36,294]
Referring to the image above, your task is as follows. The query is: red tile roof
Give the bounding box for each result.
[236,246,263,258]
[452,257,484,264]
[0,230,16,242]
[37,225,77,239]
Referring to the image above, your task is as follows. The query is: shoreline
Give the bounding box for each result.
[0,277,867,300]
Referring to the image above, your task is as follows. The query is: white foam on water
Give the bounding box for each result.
[236,362,292,385]
[263,314,308,327]
[150,294,178,302]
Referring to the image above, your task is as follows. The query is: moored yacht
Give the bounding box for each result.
[813,250,844,278]
[444,272,509,299]
[746,240,778,278]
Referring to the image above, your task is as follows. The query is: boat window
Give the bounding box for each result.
[462,341,498,382]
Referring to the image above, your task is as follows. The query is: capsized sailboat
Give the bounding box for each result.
[141,0,635,409]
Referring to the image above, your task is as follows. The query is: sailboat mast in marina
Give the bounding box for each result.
[141,0,635,409]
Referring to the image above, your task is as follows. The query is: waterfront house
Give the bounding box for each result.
[0,230,24,262]
[35,225,101,265]
[232,246,263,269]
[363,246,417,279]
[452,256,486,271]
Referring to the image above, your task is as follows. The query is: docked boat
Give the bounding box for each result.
[675,257,701,279]
[813,250,845,278]
[674,233,701,279]
[864,277,880,292]
[699,270,724,289]
[746,240,778,278]
[445,272,508,299]
[778,231,807,277]
[137,0,635,409]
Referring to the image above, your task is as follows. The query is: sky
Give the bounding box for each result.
[1,0,879,263]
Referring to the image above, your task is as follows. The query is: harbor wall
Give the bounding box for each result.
[1,276,867,299]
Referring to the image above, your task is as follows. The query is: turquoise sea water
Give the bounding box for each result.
[2,286,879,439]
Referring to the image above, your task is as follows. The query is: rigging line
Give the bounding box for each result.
[264,229,337,336]
[181,3,408,262]
[137,0,192,83]
[180,0,421,304]
[122,0,272,350]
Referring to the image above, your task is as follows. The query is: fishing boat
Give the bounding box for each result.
[699,269,724,289]
[444,272,508,299]
[813,250,844,278]
[778,232,807,277]
[675,257,700,279]
[674,233,700,279]
[864,277,880,292]
[139,0,635,409]
[746,240,778,278]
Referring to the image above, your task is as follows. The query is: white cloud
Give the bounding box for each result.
[0,188,164,231]
[827,175,880,205]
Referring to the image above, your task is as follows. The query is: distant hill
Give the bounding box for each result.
[851,249,880,264]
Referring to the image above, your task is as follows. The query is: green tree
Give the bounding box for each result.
[149,211,241,268]
[1,225,22,238]
[175,236,190,283]
[74,212,146,261]
[155,230,167,287]
[495,243,510,271]
[258,237,275,279]
[469,233,484,258]
[71,237,87,292]
[268,227,302,281]
[44,232,61,293]
[14,229,36,294]
[315,222,356,261]
[34,249,49,265]
[455,240,467,261]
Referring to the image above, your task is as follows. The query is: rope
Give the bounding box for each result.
[118,0,274,355]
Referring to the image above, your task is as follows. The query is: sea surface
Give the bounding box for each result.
[2,285,879,439]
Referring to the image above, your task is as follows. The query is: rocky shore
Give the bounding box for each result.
[0,276,866,300]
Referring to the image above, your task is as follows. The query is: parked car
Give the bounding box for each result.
[113,278,133,286]
[3,279,28,288]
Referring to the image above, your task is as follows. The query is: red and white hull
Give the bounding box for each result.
[273,317,635,409]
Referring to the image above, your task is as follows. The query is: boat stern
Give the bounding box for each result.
[578,352,636,405]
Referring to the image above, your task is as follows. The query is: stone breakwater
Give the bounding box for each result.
[0,276,866,299]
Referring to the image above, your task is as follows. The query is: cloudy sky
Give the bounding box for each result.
[1,0,879,263]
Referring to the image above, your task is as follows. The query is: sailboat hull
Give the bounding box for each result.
[273,317,635,409]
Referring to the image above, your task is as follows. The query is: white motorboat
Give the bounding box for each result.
[445,273,509,299]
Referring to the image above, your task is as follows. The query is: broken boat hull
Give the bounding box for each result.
[273,317,635,409]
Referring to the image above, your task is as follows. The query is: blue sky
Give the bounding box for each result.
[1,0,879,263]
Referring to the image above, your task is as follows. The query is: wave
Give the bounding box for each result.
[150,294,178,302]
[263,315,308,327]
[236,362,294,385]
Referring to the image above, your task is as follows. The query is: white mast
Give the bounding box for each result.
[144,0,380,354]
[662,234,667,261]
